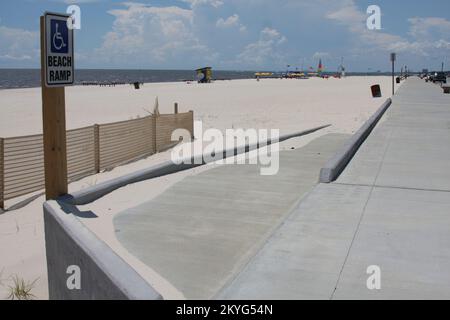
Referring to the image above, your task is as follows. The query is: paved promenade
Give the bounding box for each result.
[114,78,450,300]
[220,78,450,299]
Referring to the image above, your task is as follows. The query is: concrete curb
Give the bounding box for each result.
[319,98,392,183]
[44,200,163,300]
[67,124,331,205]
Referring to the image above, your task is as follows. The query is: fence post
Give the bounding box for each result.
[174,103,178,114]
[0,138,4,210]
[94,124,100,173]
[189,110,195,140]
[152,115,158,153]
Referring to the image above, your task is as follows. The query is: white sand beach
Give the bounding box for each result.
[1,77,394,137]
[0,76,399,299]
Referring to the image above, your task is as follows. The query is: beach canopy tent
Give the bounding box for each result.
[196,67,212,83]
[286,72,307,79]
[255,72,273,77]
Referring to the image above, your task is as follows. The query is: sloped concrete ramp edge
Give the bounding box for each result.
[320,98,392,183]
[44,201,162,300]
[67,125,330,206]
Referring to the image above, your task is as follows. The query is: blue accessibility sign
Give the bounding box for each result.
[50,19,69,54]
[44,12,74,87]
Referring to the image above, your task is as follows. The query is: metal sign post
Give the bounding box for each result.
[391,53,396,95]
[40,12,74,200]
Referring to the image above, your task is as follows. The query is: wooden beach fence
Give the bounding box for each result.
[0,111,194,209]
[0,138,4,209]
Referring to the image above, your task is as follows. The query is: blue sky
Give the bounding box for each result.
[1,0,449,71]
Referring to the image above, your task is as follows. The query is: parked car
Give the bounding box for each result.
[431,72,447,84]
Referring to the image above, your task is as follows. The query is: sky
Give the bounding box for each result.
[0,0,449,72]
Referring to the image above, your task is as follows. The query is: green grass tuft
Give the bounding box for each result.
[4,275,39,300]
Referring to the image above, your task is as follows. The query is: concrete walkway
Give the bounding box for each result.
[219,78,450,299]
[113,133,350,299]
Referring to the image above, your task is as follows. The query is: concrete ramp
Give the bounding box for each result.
[114,134,349,299]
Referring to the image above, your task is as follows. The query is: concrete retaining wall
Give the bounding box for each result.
[44,200,162,300]
[319,98,392,183]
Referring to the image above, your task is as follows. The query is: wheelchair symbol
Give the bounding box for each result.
[53,23,67,51]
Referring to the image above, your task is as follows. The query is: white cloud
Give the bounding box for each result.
[434,39,450,50]
[237,27,287,67]
[181,0,224,9]
[63,0,102,3]
[0,26,39,63]
[326,2,365,26]
[313,52,330,59]
[216,14,246,31]
[95,2,213,67]
[325,0,450,58]
[326,1,399,52]
[4,0,444,70]
[408,17,450,40]
[216,14,238,28]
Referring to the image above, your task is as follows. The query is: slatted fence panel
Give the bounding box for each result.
[0,139,3,207]
[3,134,45,200]
[67,126,96,181]
[0,111,193,206]
[155,111,194,151]
[99,117,154,170]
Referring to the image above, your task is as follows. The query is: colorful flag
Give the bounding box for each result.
[318,59,324,73]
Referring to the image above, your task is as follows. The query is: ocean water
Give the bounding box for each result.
[0,69,395,90]
[0,69,256,89]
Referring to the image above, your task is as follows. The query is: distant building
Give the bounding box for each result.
[196,67,212,83]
